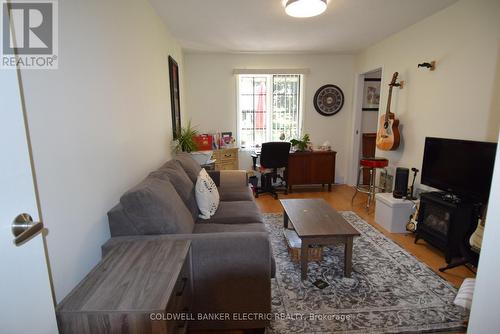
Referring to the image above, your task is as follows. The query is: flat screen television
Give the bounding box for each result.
[421,137,497,203]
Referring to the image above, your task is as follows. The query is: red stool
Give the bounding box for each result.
[352,157,389,209]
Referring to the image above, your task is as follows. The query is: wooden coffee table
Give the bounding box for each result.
[280,199,360,280]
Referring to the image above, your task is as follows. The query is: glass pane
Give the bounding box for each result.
[253,77,267,90]
[239,76,254,94]
[254,83,266,132]
[238,74,301,147]
[271,75,301,142]
[238,76,269,147]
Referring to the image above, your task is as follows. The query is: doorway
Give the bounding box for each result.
[348,67,383,186]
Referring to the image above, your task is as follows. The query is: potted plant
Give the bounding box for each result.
[290,133,311,151]
[174,121,198,153]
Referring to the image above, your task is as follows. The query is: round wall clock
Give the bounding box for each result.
[313,84,344,116]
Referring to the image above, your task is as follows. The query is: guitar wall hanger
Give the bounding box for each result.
[418,61,436,71]
[389,80,404,89]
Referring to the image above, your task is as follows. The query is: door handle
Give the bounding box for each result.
[12,213,44,246]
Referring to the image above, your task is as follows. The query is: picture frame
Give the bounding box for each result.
[168,55,181,139]
[221,131,233,147]
[362,78,381,111]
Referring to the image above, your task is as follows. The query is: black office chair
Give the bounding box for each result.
[254,142,291,199]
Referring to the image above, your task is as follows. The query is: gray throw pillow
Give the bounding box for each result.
[175,152,202,183]
[150,160,198,220]
[120,177,194,235]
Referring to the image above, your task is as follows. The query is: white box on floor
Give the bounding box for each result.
[375,192,418,233]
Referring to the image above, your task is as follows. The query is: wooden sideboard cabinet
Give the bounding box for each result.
[211,147,239,170]
[287,150,337,192]
[57,240,192,334]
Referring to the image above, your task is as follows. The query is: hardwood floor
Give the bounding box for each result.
[257,184,475,288]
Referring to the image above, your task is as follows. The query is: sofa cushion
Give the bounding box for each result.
[196,169,220,219]
[219,186,254,202]
[193,223,267,234]
[150,160,198,221]
[107,203,141,236]
[120,177,194,234]
[175,152,202,183]
[197,201,262,225]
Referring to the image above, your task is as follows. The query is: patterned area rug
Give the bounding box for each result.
[264,212,467,333]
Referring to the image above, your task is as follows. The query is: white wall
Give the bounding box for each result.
[353,0,500,185]
[184,53,355,183]
[468,130,500,332]
[20,0,184,302]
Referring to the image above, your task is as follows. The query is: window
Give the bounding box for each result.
[237,74,302,148]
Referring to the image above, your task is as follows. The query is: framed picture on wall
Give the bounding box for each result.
[168,55,181,139]
[362,78,381,111]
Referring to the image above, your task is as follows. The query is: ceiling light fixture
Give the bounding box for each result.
[285,0,327,18]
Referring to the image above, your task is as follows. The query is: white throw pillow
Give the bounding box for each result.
[195,168,220,219]
[453,278,476,310]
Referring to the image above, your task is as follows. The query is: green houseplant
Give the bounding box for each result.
[174,121,198,153]
[290,133,311,151]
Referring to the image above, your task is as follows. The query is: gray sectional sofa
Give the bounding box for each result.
[102,153,273,331]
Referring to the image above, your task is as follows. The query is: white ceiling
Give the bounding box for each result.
[149,0,457,54]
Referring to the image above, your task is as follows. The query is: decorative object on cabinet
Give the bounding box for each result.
[193,134,213,151]
[168,55,181,139]
[313,84,344,116]
[318,141,331,151]
[211,147,239,170]
[290,133,311,152]
[221,132,234,147]
[362,78,381,111]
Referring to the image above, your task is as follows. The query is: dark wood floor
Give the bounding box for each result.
[191,185,473,334]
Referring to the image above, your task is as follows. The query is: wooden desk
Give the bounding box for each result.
[287,150,336,192]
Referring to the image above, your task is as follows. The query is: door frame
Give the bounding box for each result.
[347,65,385,186]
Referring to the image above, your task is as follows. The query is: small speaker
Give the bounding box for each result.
[393,167,409,198]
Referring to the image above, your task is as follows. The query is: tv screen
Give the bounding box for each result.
[421,137,497,202]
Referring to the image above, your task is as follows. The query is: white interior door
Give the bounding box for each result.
[0,67,58,332]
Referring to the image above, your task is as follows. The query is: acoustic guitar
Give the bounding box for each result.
[376,72,401,151]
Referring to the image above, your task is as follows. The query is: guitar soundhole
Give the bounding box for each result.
[384,122,389,129]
